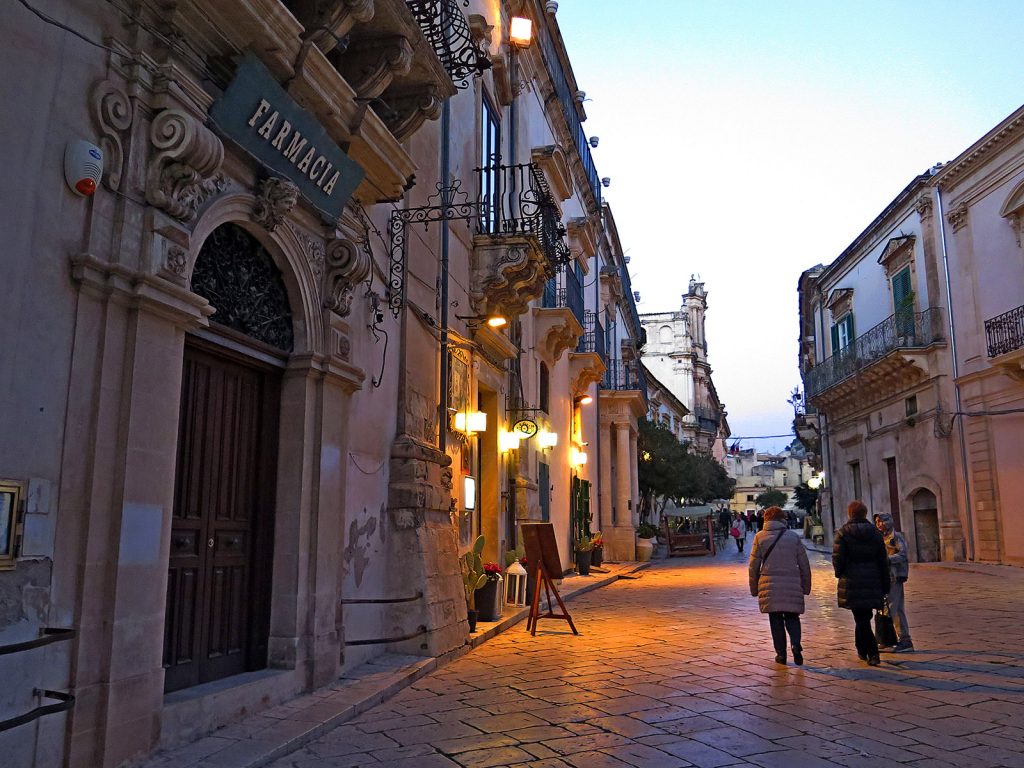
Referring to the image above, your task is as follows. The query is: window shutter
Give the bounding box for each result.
[831,323,840,354]
[845,313,855,342]
[893,268,912,311]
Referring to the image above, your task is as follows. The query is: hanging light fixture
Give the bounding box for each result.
[509,16,533,47]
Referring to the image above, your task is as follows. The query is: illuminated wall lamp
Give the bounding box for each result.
[576,395,593,406]
[537,430,558,449]
[499,430,522,452]
[571,447,588,466]
[464,475,477,510]
[509,16,533,47]
[454,411,488,433]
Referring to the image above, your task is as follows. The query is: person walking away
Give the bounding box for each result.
[749,506,811,665]
[745,510,754,533]
[756,509,765,531]
[874,512,914,652]
[731,513,745,553]
[833,500,890,666]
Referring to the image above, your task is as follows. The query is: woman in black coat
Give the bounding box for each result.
[832,500,891,666]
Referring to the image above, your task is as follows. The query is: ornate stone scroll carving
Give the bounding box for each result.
[90,80,133,191]
[340,36,414,100]
[914,194,933,220]
[252,177,299,232]
[471,235,552,319]
[384,86,443,142]
[146,108,226,222]
[303,0,375,54]
[324,237,370,316]
[947,202,969,232]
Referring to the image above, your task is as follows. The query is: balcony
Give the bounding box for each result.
[471,161,569,319]
[535,266,584,363]
[576,311,607,363]
[804,308,945,413]
[693,405,720,434]
[602,360,648,398]
[985,303,1024,380]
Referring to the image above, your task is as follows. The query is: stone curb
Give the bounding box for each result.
[145,561,650,768]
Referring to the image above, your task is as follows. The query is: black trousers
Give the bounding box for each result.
[852,607,878,657]
[768,612,801,655]
[735,536,744,552]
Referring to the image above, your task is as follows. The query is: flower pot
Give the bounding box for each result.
[467,608,478,633]
[591,547,603,567]
[636,537,655,562]
[475,577,502,622]
[575,549,592,576]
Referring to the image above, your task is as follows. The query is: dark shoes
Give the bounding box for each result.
[867,655,881,666]
[858,652,868,660]
[792,646,804,666]
[775,653,786,665]
[892,640,915,653]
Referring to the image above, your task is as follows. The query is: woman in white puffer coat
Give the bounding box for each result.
[749,506,812,665]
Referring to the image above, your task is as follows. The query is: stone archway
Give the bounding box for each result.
[911,488,940,562]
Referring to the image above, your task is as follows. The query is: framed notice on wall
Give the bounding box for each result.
[0,479,23,570]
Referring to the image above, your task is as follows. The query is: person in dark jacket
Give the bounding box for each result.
[832,500,891,666]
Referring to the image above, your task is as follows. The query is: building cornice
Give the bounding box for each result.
[933,106,1024,190]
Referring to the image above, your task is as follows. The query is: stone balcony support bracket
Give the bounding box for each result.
[471,234,553,319]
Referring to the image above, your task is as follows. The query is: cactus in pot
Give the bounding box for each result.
[461,534,487,610]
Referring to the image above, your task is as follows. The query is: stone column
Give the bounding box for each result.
[628,425,640,527]
[598,419,613,533]
[612,422,635,560]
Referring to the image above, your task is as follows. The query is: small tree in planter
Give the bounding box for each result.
[461,535,487,632]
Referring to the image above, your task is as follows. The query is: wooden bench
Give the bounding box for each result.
[662,518,713,557]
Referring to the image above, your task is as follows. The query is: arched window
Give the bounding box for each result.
[659,325,673,345]
[539,362,550,413]
[191,223,294,351]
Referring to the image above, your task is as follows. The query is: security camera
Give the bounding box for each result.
[65,139,103,197]
[589,136,599,148]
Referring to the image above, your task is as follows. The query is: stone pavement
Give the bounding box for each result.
[263,542,1024,768]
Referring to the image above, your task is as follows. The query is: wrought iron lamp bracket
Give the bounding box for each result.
[389,180,479,318]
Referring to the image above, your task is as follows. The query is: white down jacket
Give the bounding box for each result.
[748,520,812,614]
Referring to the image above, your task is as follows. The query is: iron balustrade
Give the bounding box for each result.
[577,311,607,363]
[475,160,569,270]
[541,266,584,324]
[405,0,490,89]
[984,303,1024,357]
[534,17,601,210]
[694,405,720,433]
[602,359,647,398]
[803,307,944,398]
[542,274,558,308]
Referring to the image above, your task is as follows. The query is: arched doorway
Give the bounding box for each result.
[162,224,292,692]
[912,488,940,563]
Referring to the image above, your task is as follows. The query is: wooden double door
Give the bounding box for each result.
[163,340,280,693]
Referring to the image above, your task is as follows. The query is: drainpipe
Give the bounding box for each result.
[438,96,451,456]
[935,186,975,561]
[816,288,837,536]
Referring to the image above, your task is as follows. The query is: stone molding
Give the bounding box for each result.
[566,217,598,261]
[531,145,574,203]
[252,177,299,232]
[914,193,934,220]
[299,0,375,55]
[146,108,226,222]
[383,85,443,142]
[569,351,606,396]
[999,178,1024,247]
[339,35,414,100]
[877,234,916,278]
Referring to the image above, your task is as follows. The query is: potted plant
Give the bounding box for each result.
[590,532,604,567]
[476,562,504,621]
[635,522,659,562]
[574,536,594,576]
[461,534,487,632]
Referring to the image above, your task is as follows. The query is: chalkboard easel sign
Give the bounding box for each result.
[520,523,578,636]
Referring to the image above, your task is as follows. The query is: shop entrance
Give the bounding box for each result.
[163,223,291,693]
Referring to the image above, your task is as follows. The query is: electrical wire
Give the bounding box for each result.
[349,453,386,475]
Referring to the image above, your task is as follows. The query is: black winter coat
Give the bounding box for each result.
[832,521,890,610]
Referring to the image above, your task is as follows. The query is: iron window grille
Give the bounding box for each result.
[984,302,1024,358]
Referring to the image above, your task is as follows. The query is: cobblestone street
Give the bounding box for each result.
[254,544,1024,768]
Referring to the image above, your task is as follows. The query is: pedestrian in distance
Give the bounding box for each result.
[731,513,745,553]
[748,506,811,665]
[833,500,891,666]
[874,512,914,653]
[745,510,754,533]
[756,508,765,531]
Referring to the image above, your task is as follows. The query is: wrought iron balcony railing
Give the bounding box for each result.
[576,311,607,362]
[540,265,584,324]
[534,16,601,210]
[984,303,1024,357]
[602,359,647,398]
[406,0,490,89]
[618,261,644,345]
[694,405,720,433]
[476,160,570,269]
[803,307,944,398]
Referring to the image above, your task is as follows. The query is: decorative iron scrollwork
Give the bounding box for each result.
[406,0,491,89]
[191,224,295,352]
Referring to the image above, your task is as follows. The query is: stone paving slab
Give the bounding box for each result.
[259,543,1024,768]
[139,562,648,768]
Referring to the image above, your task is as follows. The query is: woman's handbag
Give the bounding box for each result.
[730,526,740,538]
[874,599,898,647]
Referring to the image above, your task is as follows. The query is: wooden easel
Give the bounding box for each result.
[521,523,578,636]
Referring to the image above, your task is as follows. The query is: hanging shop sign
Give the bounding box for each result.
[512,419,538,439]
[210,53,365,220]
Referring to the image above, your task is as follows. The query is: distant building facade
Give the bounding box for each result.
[725,444,813,517]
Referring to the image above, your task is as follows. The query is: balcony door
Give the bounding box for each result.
[893,267,915,338]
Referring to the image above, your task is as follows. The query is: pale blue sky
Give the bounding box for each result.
[557,0,1024,452]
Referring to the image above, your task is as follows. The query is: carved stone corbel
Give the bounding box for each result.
[252,177,299,232]
[338,36,414,100]
[471,235,552,319]
[324,237,370,316]
[947,202,969,232]
[146,108,226,222]
[383,86,442,142]
[90,80,133,191]
[914,194,933,220]
[302,0,375,54]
